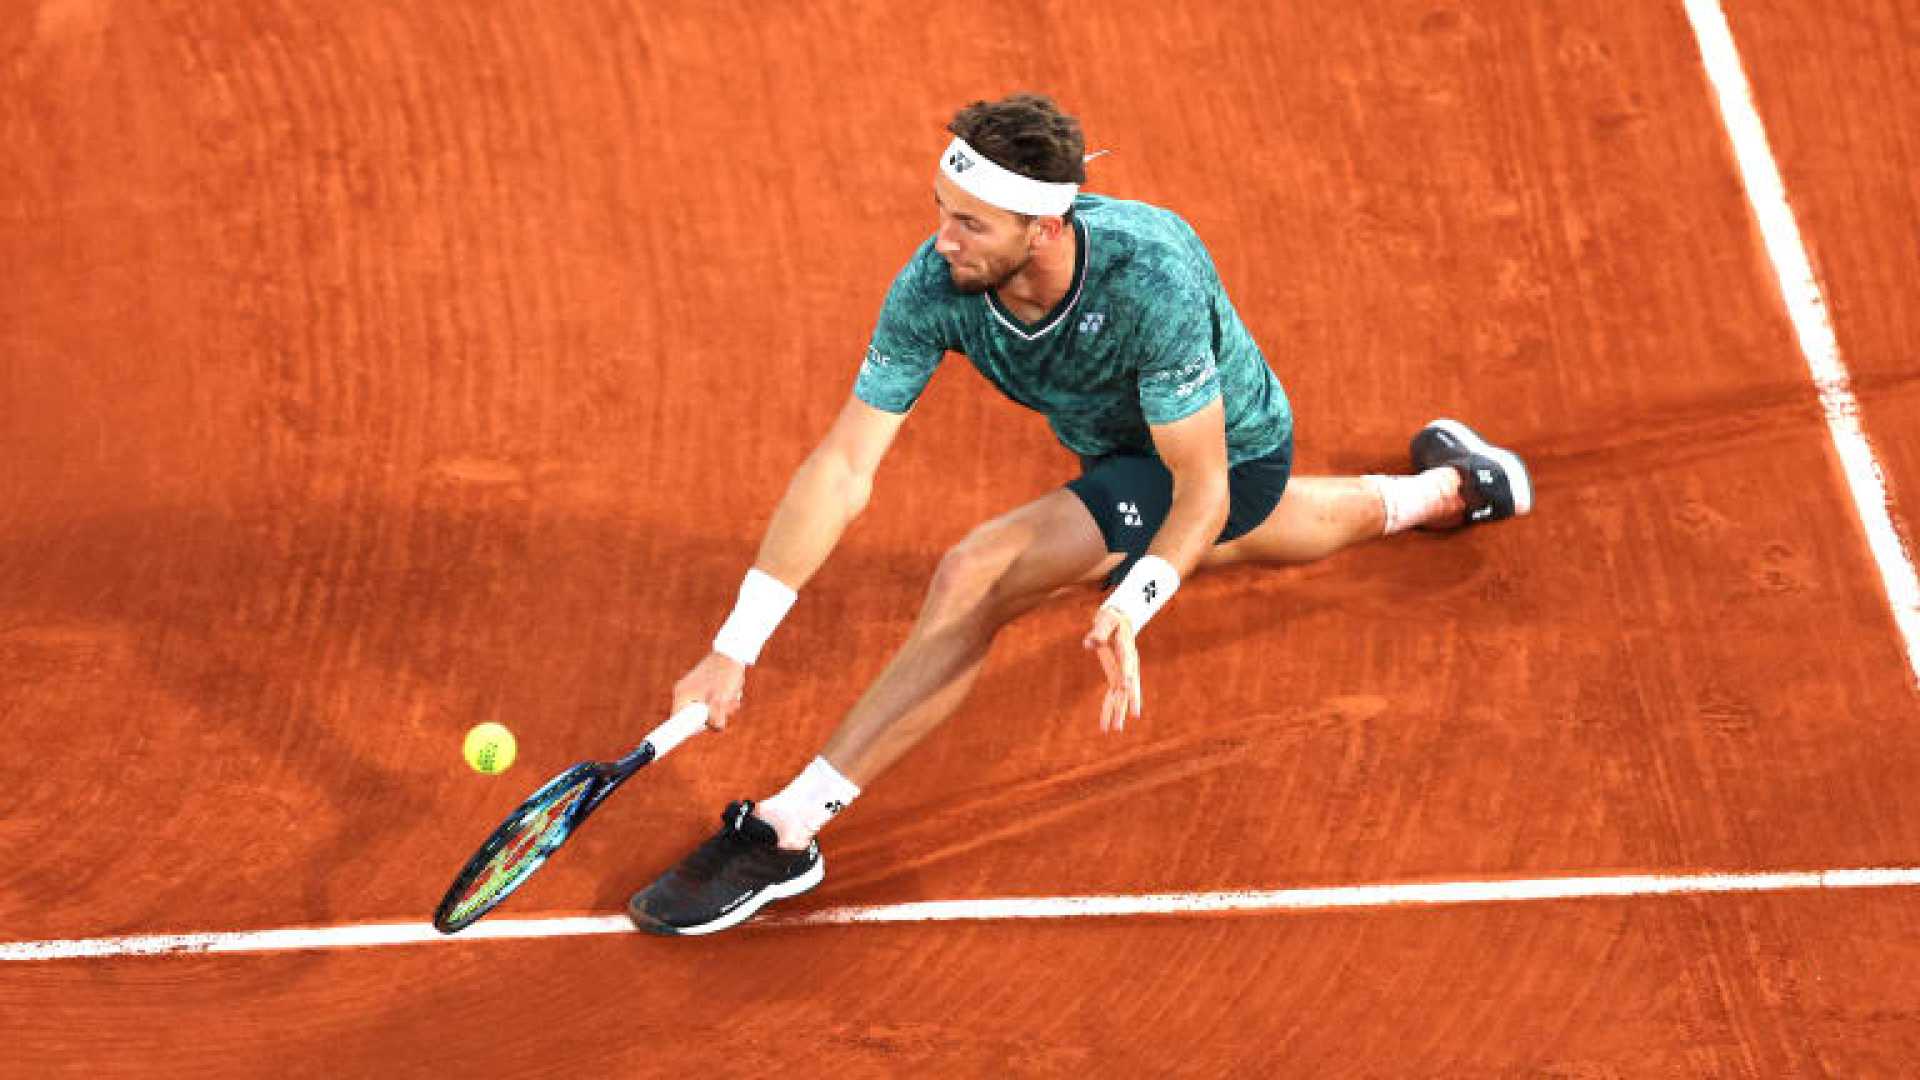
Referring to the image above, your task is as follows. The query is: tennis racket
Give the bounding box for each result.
[433,703,710,934]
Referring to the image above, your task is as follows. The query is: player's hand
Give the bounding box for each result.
[672,651,748,732]
[1082,605,1141,733]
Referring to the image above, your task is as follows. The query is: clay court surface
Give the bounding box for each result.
[5,1,1919,1075]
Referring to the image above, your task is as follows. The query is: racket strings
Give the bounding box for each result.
[448,785,589,919]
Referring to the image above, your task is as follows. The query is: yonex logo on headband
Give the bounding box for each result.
[939,135,1078,217]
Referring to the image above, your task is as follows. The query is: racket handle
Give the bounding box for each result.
[646,702,710,759]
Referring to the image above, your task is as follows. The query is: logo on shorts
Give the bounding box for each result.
[1117,501,1142,528]
[1078,311,1106,336]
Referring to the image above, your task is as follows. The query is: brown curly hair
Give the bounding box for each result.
[946,93,1087,186]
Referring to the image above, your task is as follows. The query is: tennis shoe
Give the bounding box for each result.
[1409,418,1533,526]
[628,800,823,936]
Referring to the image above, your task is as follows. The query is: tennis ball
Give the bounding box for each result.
[463,722,517,775]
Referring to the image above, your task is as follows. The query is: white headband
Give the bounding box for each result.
[940,136,1079,217]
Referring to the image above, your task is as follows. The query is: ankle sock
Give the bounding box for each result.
[758,756,861,843]
[1366,469,1459,535]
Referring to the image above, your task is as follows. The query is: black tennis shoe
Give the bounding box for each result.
[628,801,823,936]
[1409,418,1533,526]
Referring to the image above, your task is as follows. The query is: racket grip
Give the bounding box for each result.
[646,702,710,759]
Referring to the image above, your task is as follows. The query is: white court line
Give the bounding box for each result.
[4,866,1919,961]
[1683,0,1920,690]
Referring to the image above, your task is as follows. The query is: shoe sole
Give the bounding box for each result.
[1423,418,1533,517]
[631,855,826,937]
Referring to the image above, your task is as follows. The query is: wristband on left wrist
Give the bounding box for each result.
[1101,555,1180,632]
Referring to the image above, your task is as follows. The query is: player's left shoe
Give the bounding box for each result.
[1409,418,1533,525]
[627,800,824,936]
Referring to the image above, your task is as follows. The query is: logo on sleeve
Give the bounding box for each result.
[1117,501,1143,528]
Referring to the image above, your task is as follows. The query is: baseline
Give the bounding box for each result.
[4,865,1918,962]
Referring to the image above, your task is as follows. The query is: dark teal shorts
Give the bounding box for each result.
[1065,437,1295,585]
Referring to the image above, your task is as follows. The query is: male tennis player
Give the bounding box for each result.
[628,94,1531,935]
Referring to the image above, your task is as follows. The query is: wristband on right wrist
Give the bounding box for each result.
[712,568,798,665]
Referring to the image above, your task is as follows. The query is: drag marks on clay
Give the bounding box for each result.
[819,698,1384,897]
[821,732,1257,897]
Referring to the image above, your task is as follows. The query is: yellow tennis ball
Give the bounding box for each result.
[463,722,517,775]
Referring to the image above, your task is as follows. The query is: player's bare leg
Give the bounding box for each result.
[1200,473,1455,570]
[755,488,1115,846]
[630,488,1113,935]
[1205,419,1531,571]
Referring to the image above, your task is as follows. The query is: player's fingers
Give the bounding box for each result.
[1123,644,1142,720]
[688,698,726,732]
[1095,640,1128,703]
[1084,606,1124,650]
[1096,641,1130,729]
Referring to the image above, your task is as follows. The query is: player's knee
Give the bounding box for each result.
[924,527,1023,625]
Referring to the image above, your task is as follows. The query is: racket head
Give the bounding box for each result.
[433,763,608,934]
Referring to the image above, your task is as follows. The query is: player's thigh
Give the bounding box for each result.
[934,487,1119,615]
[1202,476,1360,569]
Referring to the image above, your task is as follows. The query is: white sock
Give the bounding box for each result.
[758,756,861,842]
[1366,469,1458,536]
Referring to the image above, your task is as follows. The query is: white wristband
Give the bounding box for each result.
[1101,555,1180,633]
[712,569,798,665]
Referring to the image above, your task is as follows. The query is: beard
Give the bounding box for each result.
[946,248,1033,295]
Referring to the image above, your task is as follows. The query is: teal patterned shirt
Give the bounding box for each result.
[856,194,1292,465]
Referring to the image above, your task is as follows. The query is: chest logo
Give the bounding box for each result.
[1078,311,1106,336]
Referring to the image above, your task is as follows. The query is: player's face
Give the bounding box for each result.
[933,175,1039,294]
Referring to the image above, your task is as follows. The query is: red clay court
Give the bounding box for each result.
[4,1,1919,1075]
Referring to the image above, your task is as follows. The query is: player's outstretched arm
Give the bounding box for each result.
[754,395,908,590]
[676,395,909,730]
[1083,397,1230,731]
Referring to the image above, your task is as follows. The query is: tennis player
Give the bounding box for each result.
[629,93,1531,935]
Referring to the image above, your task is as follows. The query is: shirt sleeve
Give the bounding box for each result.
[854,249,949,414]
[1132,265,1221,426]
